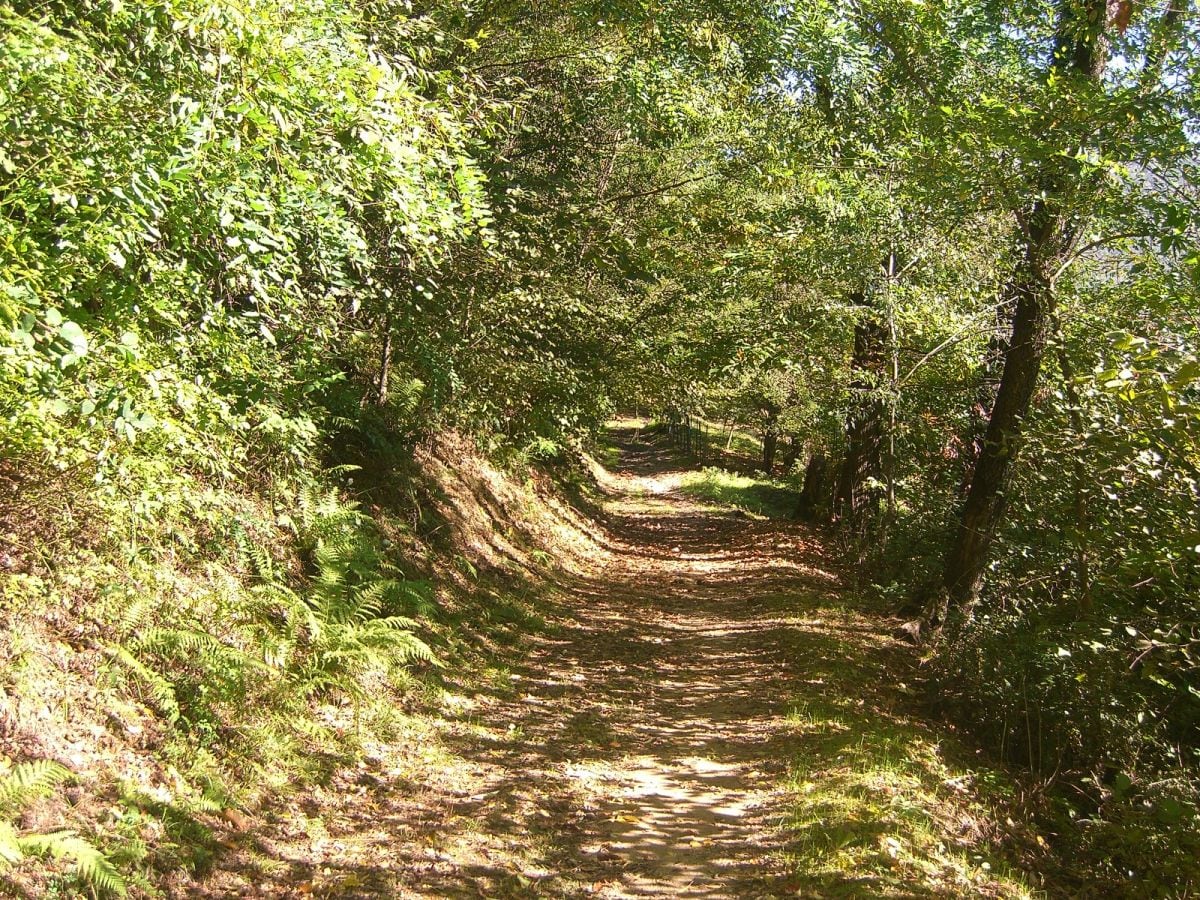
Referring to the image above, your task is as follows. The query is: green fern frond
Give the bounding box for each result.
[186,793,225,815]
[256,633,296,670]
[19,831,127,896]
[0,820,23,867]
[348,620,439,665]
[293,671,356,700]
[107,645,180,723]
[295,485,366,538]
[255,583,323,642]
[313,543,350,588]
[395,579,438,617]
[134,627,273,678]
[327,415,357,431]
[250,580,302,609]
[115,594,155,636]
[353,578,394,618]
[235,526,277,582]
[244,481,441,702]
[379,628,441,666]
[0,760,71,814]
[0,763,126,895]
[134,627,219,655]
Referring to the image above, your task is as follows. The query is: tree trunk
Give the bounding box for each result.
[762,432,778,473]
[960,292,1014,497]
[796,451,830,522]
[761,404,780,473]
[940,0,1118,617]
[376,310,394,405]
[943,253,1055,608]
[835,289,889,531]
[782,435,801,472]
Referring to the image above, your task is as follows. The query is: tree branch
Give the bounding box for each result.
[593,169,732,207]
[1049,230,1154,284]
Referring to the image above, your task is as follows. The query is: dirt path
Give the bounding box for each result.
[455,426,848,898]
[202,424,1035,899]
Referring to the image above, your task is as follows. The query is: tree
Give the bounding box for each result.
[940,0,1190,621]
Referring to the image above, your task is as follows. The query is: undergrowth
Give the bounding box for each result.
[0,437,569,896]
[779,606,1038,899]
[679,467,799,519]
[0,760,126,897]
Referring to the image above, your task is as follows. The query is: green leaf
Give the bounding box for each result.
[1172,360,1200,387]
[58,321,88,355]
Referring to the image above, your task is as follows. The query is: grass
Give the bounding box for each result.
[0,423,587,896]
[644,417,766,469]
[682,416,766,462]
[696,416,764,460]
[594,441,622,469]
[678,467,799,519]
[780,637,1038,898]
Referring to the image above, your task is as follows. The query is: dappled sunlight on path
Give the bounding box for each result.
[198,420,1035,898]
[422,421,856,897]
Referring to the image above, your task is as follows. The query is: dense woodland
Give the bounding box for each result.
[2,0,1199,895]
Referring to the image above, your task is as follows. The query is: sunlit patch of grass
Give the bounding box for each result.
[479,664,519,695]
[783,691,1036,898]
[595,442,621,468]
[697,418,763,459]
[644,417,765,464]
[678,467,798,519]
[786,700,849,736]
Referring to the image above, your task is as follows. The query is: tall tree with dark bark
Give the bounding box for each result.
[834,287,889,530]
[940,0,1187,621]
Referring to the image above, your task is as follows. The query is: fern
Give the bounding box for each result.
[0,760,70,815]
[0,762,126,896]
[107,645,181,723]
[116,594,156,636]
[19,832,127,896]
[295,484,366,541]
[372,622,439,666]
[0,820,24,868]
[133,627,271,675]
[392,378,426,417]
[238,482,441,701]
[353,578,395,619]
[235,526,277,582]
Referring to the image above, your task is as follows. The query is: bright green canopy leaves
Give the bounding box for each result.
[2,0,1200,884]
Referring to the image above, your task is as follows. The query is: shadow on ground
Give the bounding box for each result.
[193,421,1036,899]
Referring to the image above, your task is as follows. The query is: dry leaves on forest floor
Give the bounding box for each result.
[194,423,1036,899]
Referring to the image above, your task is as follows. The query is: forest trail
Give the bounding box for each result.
[462,421,850,897]
[202,422,1032,899]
